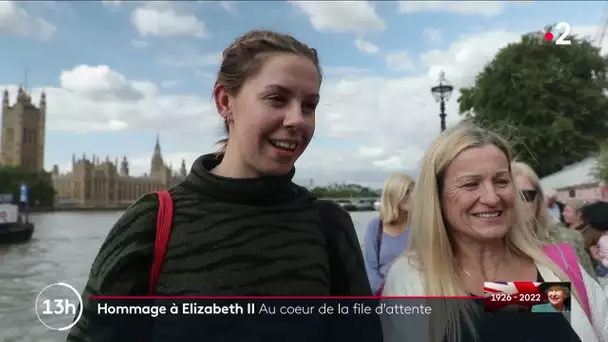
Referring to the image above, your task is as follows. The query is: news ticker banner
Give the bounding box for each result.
[34,283,435,332]
[35,282,570,332]
[483,281,571,314]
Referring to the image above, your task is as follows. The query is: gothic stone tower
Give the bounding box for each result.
[1,87,46,171]
[150,134,166,180]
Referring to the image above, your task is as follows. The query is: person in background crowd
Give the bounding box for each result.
[511,161,596,279]
[381,123,607,342]
[582,201,608,279]
[595,232,608,271]
[67,30,379,342]
[363,173,414,295]
[564,199,603,250]
[545,188,565,224]
[564,199,587,230]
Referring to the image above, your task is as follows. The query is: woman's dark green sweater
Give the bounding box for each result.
[66,153,377,341]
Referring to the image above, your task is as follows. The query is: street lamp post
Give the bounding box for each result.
[430,71,454,132]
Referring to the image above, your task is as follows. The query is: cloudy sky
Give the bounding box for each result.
[0,1,604,188]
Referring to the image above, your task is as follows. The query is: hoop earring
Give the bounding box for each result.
[224,112,234,123]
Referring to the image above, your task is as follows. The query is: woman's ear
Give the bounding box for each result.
[214,84,233,121]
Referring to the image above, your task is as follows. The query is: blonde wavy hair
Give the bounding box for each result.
[407,123,579,342]
[511,161,555,242]
[379,173,415,225]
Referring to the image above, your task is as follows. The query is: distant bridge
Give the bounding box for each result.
[319,197,379,211]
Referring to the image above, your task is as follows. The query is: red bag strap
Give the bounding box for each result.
[147,190,174,296]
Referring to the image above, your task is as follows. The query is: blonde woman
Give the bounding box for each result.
[511,161,596,279]
[381,123,607,342]
[363,173,414,295]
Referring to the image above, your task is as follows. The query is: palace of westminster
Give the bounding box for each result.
[0,88,187,207]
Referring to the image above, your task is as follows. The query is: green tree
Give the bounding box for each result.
[591,140,608,184]
[458,25,608,178]
[0,166,56,206]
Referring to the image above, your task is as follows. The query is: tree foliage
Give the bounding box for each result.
[458,25,608,178]
[0,166,56,206]
[591,141,608,184]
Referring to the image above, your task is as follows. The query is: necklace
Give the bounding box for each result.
[462,268,478,280]
[458,258,521,281]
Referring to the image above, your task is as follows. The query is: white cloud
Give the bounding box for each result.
[291,1,386,34]
[398,1,506,17]
[161,80,178,88]
[574,25,603,50]
[1,65,220,139]
[357,146,385,158]
[385,51,415,71]
[130,39,148,48]
[296,28,559,184]
[159,52,221,68]
[108,119,128,131]
[373,156,404,170]
[323,66,370,78]
[197,0,237,13]
[423,27,442,44]
[194,70,215,79]
[218,1,236,13]
[355,38,379,54]
[419,29,522,85]
[60,65,146,102]
[16,24,602,186]
[131,5,208,38]
[101,0,122,7]
[0,1,57,39]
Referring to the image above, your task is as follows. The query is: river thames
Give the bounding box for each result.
[0,210,376,342]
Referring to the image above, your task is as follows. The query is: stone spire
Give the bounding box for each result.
[150,134,164,174]
[180,159,187,177]
[154,133,161,154]
[17,86,27,103]
[121,156,129,176]
[2,88,8,108]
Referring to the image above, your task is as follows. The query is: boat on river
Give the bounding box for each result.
[0,203,34,244]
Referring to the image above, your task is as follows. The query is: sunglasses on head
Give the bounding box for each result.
[520,189,538,202]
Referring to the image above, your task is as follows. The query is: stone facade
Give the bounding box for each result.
[51,135,188,207]
[0,87,46,171]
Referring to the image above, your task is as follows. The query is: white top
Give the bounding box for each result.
[381,255,608,342]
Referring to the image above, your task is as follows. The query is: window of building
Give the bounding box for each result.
[568,189,576,198]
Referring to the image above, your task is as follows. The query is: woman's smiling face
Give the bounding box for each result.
[547,286,567,306]
[440,144,515,242]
